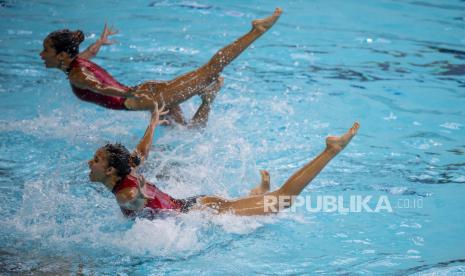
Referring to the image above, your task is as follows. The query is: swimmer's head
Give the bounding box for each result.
[88,143,141,183]
[40,29,84,68]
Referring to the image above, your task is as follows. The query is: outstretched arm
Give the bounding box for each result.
[132,102,169,166]
[78,24,118,60]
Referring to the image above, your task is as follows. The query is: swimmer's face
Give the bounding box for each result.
[88,149,114,183]
[40,39,61,68]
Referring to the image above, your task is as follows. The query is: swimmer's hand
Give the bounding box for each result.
[98,23,118,46]
[151,102,169,126]
[133,101,168,166]
[78,23,118,59]
[127,85,153,99]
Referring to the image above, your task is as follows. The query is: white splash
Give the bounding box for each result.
[440,122,461,130]
[383,112,397,121]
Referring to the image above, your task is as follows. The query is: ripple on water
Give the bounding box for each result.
[1,0,465,273]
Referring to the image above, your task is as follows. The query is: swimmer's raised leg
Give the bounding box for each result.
[202,122,359,216]
[273,122,359,198]
[128,8,282,109]
[249,170,270,196]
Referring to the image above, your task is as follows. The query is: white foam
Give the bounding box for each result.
[113,216,203,256]
[415,265,465,275]
[270,97,295,115]
[331,257,358,265]
[388,187,408,195]
[290,53,318,63]
[383,112,397,121]
[0,107,146,143]
[440,122,461,130]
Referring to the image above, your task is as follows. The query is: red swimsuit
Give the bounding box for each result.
[68,57,130,110]
[112,174,201,218]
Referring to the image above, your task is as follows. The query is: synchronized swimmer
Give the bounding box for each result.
[41,7,360,218]
[40,9,282,126]
[88,101,359,217]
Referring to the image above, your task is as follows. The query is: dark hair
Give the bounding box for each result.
[46,29,84,58]
[103,143,141,177]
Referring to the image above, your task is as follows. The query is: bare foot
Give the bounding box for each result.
[326,122,360,153]
[249,170,270,196]
[200,76,224,103]
[252,8,282,32]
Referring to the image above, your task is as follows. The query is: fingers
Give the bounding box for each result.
[106,28,118,36]
[102,23,109,38]
[132,92,165,117]
[151,98,159,112]
[159,109,169,116]
[158,119,170,125]
[135,93,153,101]
[159,110,169,117]
[155,102,169,115]
[101,23,118,40]
[107,25,118,35]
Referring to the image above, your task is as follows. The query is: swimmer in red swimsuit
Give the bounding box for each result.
[41,9,282,126]
[89,101,360,217]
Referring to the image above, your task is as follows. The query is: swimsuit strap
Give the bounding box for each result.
[112,174,139,194]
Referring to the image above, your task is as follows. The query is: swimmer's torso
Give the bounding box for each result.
[112,174,183,217]
[68,57,130,110]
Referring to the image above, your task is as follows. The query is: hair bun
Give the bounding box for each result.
[130,154,141,167]
[73,30,85,44]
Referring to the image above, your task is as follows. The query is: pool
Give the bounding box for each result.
[1,0,464,274]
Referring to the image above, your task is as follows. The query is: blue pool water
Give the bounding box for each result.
[1,0,465,274]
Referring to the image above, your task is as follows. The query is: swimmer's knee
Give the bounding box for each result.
[201,61,222,79]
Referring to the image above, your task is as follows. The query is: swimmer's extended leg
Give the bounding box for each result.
[192,195,230,212]
[249,170,270,196]
[144,8,282,108]
[214,122,359,216]
[271,122,359,197]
